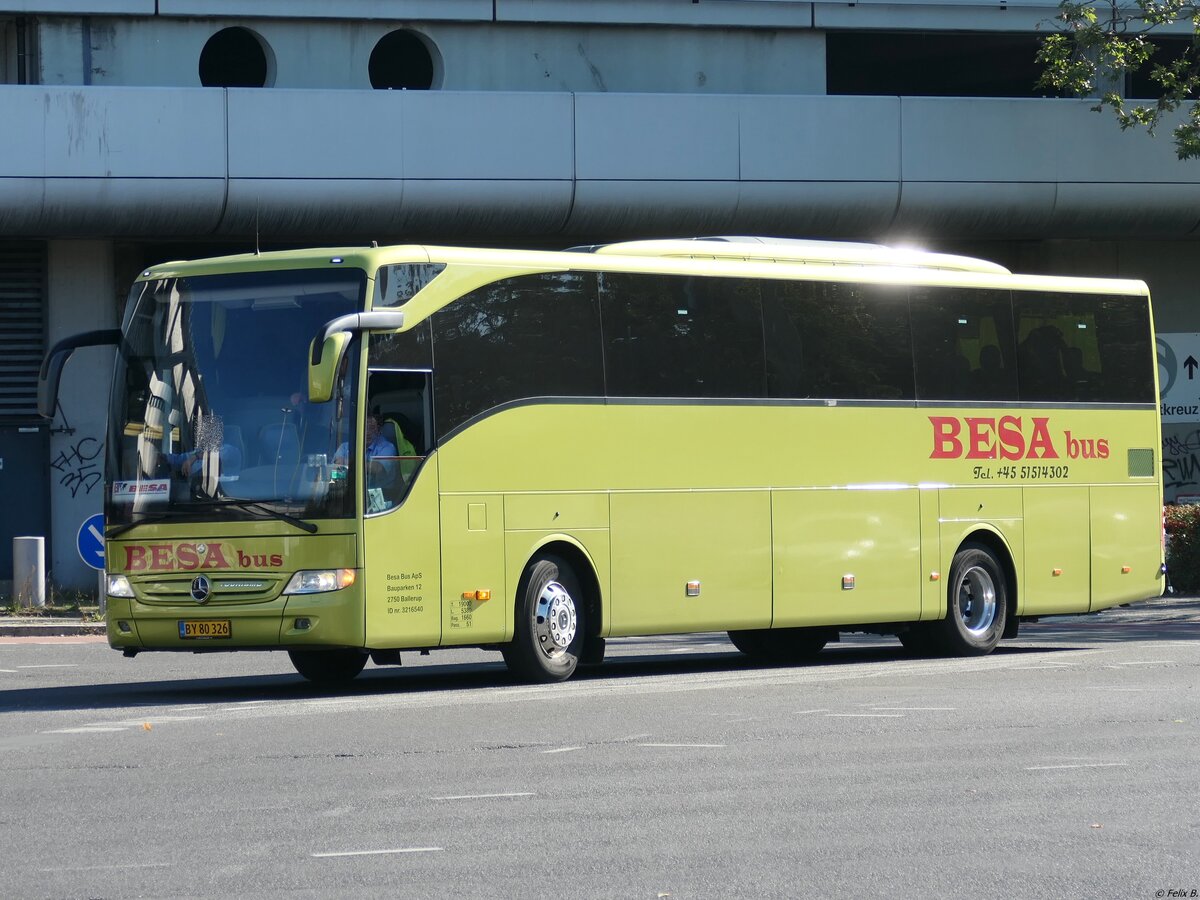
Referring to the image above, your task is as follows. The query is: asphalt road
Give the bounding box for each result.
[0,601,1197,900]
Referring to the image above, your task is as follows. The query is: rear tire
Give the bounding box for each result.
[502,555,584,683]
[933,543,1008,656]
[288,648,368,684]
[728,627,828,662]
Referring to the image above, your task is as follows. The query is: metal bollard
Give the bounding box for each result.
[13,536,46,608]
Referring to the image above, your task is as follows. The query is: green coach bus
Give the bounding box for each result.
[39,237,1165,683]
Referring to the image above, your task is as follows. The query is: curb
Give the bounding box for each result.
[0,619,106,637]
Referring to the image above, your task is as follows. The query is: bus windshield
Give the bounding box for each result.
[106,267,365,528]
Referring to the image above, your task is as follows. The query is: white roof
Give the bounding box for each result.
[591,236,1012,276]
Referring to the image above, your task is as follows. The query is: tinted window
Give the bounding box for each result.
[369,319,433,370]
[763,280,914,400]
[373,264,445,308]
[600,273,765,399]
[912,287,1017,401]
[827,32,1051,98]
[432,272,603,439]
[1013,292,1154,403]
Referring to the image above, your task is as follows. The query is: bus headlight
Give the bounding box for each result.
[283,569,356,595]
[107,574,134,598]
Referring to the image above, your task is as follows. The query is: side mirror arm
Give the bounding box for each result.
[38,328,122,419]
[310,311,406,367]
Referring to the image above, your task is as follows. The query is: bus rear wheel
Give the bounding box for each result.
[728,627,828,662]
[288,648,369,684]
[934,543,1008,656]
[503,555,584,683]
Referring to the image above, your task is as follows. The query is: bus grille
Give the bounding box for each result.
[1128,448,1155,478]
[133,575,283,606]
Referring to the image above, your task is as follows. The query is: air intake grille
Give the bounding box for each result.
[0,243,46,422]
[1128,448,1155,478]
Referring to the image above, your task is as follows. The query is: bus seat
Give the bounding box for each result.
[212,424,245,481]
[383,417,418,481]
[391,412,423,454]
[259,422,301,468]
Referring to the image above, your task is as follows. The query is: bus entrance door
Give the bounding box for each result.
[363,454,442,650]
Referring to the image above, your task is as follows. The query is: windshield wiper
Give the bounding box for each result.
[108,499,319,539]
[196,499,319,534]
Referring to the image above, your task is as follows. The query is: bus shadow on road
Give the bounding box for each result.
[2,605,1194,715]
[0,642,1093,716]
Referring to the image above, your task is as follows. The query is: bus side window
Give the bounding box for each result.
[1012,291,1156,404]
[911,286,1017,402]
[365,369,433,511]
[764,280,914,401]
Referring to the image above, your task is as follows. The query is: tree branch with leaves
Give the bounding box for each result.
[1037,0,1200,158]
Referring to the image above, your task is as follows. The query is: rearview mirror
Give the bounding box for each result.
[307,311,405,403]
[306,332,350,404]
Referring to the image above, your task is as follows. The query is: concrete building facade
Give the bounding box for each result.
[2,0,1199,591]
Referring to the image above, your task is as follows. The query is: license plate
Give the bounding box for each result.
[179,619,231,639]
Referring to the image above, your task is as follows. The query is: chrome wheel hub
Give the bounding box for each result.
[535,581,577,655]
[956,565,997,636]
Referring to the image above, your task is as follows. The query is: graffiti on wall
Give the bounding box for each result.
[1163,427,1200,499]
[50,436,103,498]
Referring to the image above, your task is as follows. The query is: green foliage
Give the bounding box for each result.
[1165,503,1200,592]
[1038,0,1200,159]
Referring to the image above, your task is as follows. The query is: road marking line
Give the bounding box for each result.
[667,647,696,653]
[871,707,956,711]
[637,743,726,748]
[312,847,443,858]
[0,668,17,673]
[17,664,79,668]
[1110,660,1173,666]
[44,727,127,734]
[794,709,830,715]
[1009,665,1074,670]
[1024,762,1129,771]
[39,863,170,872]
[430,792,535,801]
[541,747,582,754]
[826,713,904,718]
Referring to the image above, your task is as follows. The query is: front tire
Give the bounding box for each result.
[502,555,585,683]
[933,543,1008,656]
[288,648,368,684]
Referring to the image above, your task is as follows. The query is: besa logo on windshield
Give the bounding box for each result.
[123,543,285,572]
[929,416,1109,460]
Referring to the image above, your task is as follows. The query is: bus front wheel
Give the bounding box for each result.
[503,555,584,683]
[288,648,368,684]
[935,543,1008,656]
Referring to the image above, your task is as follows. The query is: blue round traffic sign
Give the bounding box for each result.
[77,513,105,571]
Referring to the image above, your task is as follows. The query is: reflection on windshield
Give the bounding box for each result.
[107,268,364,526]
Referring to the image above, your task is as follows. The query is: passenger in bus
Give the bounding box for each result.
[333,411,397,487]
[975,344,1008,396]
[1019,325,1068,397]
[1062,345,1087,381]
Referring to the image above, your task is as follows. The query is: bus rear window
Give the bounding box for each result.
[1013,292,1154,404]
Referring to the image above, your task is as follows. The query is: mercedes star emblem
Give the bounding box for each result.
[190,575,212,604]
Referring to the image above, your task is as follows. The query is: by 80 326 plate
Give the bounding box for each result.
[178,619,231,639]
